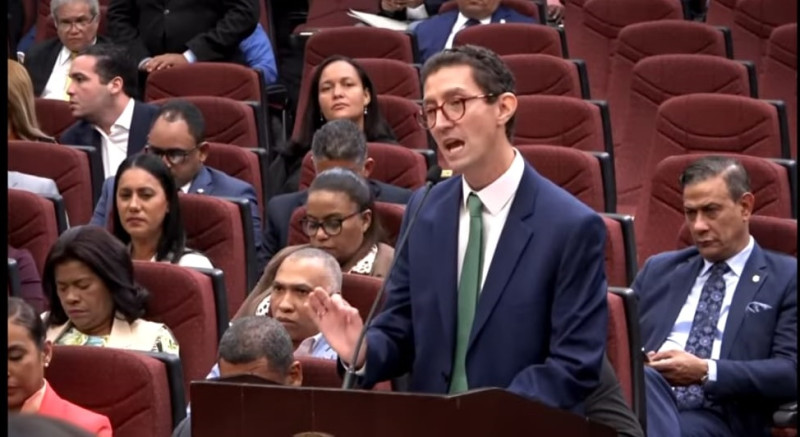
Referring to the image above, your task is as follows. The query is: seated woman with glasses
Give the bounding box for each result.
[42,225,179,355]
[112,153,213,268]
[267,55,398,197]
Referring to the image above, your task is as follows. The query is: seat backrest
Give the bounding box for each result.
[203,142,265,218]
[578,0,684,99]
[7,188,59,275]
[502,54,587,98]
[356,58,421,100]
[179,194,250,320]
[517,145,606,213]
[677,215,797,257]
[438,0,541,21]
[608,20,730,140]
[288,202,406,248]
[601,214,637,287]
[760,23,797,158]
[296,355,394,391]
[564,0,590,62]
[34,98,77,140]
[375,95,430,151]
[134,261,219,399]
[150,96,260,149]
[606,292,634,408]
[731,0,797,73]
[453,23,563,57]
[706,0,738,27]
[513,95,607,153]
[341,273,385,321]
[616,54,754,211]
[46,345,174,437]
[299,142,427,191]
[9,140,94,225]
[635,154,793,264]
[293,0,380,32]
[145,63,262,102]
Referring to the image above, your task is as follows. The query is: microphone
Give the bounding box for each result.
[341,165,445,389]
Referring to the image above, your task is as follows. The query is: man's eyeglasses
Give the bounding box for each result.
[300,211,364,237]
[145,145,200,165]
[56,14,97,31]
[417,94,495,130]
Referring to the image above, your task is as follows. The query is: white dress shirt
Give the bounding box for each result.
[658,235,755,382]
[444,13,492,50]
[457,150,525,291]
[94,97,135,178]
[406,3,429,20]
[41,39,97,101]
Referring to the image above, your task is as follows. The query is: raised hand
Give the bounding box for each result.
[306,288,367,367]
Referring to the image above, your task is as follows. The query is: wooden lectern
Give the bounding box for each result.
[191,381,617,436]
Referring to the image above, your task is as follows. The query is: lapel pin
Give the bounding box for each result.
[752,275,760,283]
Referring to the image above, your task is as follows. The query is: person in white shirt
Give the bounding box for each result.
[379,0,445,21]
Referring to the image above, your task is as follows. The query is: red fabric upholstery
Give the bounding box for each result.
[35,98,77,140]
[36,2,109,42]
[293,0,379,32]
[677,215,797,257]
[204,142,264,218]
[376,95,429,151]
[577,0,683,99]
[46,346,173,437]
[179,194,248,320]
[298,356,392,391]
[356,58,421,100]
[564,0,589,63]
[517,145,606,213]
[145,63,262,102]
[606,292,633,408]
[299,142,427,190]
[602,216,631,288]
[342,273,385,322]
[706,0,738,26]
[439,0,540,21]
[453,23,562,57]
[635,154,794,264]
[288,202,406,248]
[608,20,730,142]
[731,0,797,74]
[760,23,797,158]
[7,188,59,275]
[134,261,218,398]
[293,28,415,141]
[513,96,606,152]
[502,54,584,98]
[9,140,94,225]
[616,54,753,213]
[150,96,260,148]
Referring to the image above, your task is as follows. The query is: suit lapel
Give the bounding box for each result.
[189,166,213,194]
[720,244,767,358]
[647,256,704,351]
[431,180,461,343]
[468,166,536,347]
[127,101,150,156]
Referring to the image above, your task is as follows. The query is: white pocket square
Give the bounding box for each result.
[746,301,772,313]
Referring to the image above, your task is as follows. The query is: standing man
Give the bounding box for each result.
[60,43,159,179]
[24,0,110,99]
[309,45,608,413]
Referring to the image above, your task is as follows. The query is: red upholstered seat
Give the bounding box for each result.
[376,95,430,151]
[203,142,266,220]
[706,0,738,27]
[7,188,59,275]
[760,23,797,158]
[454,23,563,57]
[731,0,797,74]
[513,96,608,153]
[357,58,421,100]
[150,96,260,149]
[607,287,647,430]
[602,214,637,287]
[502,54,588,98]
[34,98,77,140]
[293,0,380,32]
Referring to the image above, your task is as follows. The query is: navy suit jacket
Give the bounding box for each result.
[90,165,266,269]
[413,7,536,64]
[263,180,412,264]
[58,100,159,166]
[634,244,797,436]
[362,162,608,412]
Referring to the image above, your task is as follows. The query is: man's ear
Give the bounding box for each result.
[288,360,303,386]
[496,92,517,128]
[108,76,125,95]
[362,157,375,178]
[197,141,209,163]
[739,192,755,219]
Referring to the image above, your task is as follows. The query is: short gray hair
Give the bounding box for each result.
[284,247,343,294]
[679,156,751,200]
[311,119,368,169]
[51,0,99,21]
[218,316,294,376]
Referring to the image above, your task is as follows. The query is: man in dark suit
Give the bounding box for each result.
[634,156,797,437]
[309,45,608,413]
[263,119,412,265]
[412,0,535,64]
[23,0,110,99]
[107,0,258,73]
[59,43,158,178]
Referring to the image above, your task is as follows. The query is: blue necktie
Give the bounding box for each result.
[464,18,481,29]
[675,262,730,409]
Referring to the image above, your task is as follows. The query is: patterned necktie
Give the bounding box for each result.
[449,193,484,394]
[674,261,730,409]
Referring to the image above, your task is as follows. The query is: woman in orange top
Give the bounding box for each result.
[8,297,112,437]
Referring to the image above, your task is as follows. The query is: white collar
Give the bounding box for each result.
[111,97,135,131]
[700,235,755,278]
[460,148,525,216]
[453,12,493,31]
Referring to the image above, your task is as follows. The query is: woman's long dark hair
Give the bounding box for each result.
[111,153,187,263]
[42,225,149,327]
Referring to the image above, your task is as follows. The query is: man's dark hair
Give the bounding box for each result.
[311,119,368,167]
[156,99,206,144]
[421,45,517,140]
[679,156,751,200]
[218,316,294,377]
[78,43,139,98]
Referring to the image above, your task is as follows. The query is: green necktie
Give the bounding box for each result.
[449,193,484,394]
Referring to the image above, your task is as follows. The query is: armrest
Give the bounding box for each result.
[774,401,797,428]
